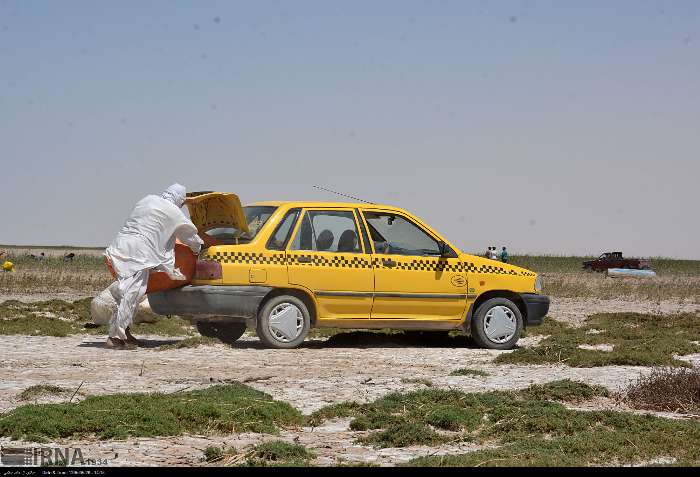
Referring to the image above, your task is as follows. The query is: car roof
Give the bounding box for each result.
[248,201,407,212]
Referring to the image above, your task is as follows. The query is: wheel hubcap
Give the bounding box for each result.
[268,303,303,342]
[484,305,517,344]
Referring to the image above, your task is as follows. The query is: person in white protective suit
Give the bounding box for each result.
[103,183,203,350]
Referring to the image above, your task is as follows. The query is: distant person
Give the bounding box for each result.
[104,183,203,350]
[489,246,499,260]
[484,246,491,258]
[64,252,75,262]
[500,246,509,263]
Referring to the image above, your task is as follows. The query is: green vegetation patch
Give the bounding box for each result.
[203,446,226,462]
[0,384,303,442]
[360,421,446,448]
[408,423,699,467]
[449,368,490,377]
[310,381,699,465]
[243,441,315,467]
[498,312,700,367]
[18,385,69,401]
[400,378,434,387]
[310,380,611,448]
[0,298,193,337]
[519,380,609,403]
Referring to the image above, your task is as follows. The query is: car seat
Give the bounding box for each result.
[316,229,334,251]
[337,229,358,252]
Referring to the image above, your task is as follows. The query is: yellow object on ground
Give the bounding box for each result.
[2,261,14,272]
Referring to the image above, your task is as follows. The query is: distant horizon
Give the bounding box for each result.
[2,243,698,262]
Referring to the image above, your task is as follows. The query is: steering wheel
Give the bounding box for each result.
[374,241,390,254]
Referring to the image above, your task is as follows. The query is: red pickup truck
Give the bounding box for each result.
[583,252,652,272]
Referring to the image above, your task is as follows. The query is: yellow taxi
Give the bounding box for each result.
[149,192,549,350]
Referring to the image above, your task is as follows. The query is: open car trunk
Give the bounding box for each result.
[186,191,249,238]
[106,191,248,294]
[151,191,249,292]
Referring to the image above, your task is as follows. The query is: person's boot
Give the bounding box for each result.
[105,337,137,350]
[125,327,143,347]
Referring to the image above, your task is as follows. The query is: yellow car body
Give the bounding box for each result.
[149,195,549,349]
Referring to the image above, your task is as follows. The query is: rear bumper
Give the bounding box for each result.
[148,285,272,321]
[520,293,550,326]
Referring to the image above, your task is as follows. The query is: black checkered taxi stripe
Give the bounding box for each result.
[205,252,535,276]
[207,251,287,265]
[289,254,372,269]
[371,258,463,273]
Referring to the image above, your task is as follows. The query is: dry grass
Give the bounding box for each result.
[623,368,700,414]
[3,249,699,301]
[509,255,700,276]
[18,384,69,401]
[0,251,111,296]
[540,272,700,301]
[510,255,700,301]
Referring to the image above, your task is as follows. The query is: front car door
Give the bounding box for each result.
[361,209,468,322]
[287,209,374,320]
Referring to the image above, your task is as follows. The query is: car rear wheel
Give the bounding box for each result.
[256,295,311,349]
[470,298,523,350]
[196,321,247,344]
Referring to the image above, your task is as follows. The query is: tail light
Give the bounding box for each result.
[195,260,222,280]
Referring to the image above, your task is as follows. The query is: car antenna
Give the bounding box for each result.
[312,185,375,204]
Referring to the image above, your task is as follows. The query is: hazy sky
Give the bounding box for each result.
[1,1,698,258]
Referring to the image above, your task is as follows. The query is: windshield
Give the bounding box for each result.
[204,206,277,244]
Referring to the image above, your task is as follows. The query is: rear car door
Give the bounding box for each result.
[287,209,374,320]
[362,210,467,321]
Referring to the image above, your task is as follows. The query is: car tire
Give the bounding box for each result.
[196,321,247,344]
[256,295,311,349]
[470,298,523,350]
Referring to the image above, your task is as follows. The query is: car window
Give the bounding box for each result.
[363,212,440,256]
[267,208,300,250]
[290,210,361,253]
[204,205,277,244]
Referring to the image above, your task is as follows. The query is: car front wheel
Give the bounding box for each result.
[470,298,523,350]
[256,295,311,349]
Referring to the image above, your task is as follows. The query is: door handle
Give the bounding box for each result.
[297,256,312,263]
[382,259,397,268]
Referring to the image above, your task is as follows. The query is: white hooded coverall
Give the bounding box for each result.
[104,184,203,341]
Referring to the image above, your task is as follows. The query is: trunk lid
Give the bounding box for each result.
[185,191,249,235]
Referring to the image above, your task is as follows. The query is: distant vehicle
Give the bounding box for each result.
[583,252,651,272]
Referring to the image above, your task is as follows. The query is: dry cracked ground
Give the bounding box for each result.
[1,296,699,466]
